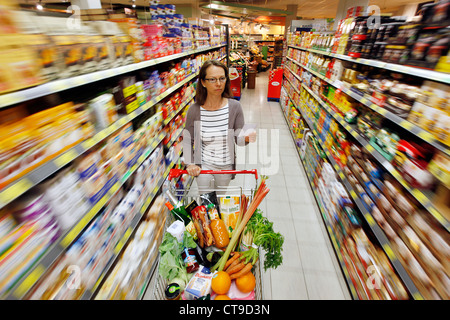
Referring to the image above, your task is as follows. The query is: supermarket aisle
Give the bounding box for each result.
[235,71,351,300]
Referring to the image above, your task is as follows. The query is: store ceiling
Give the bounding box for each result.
[17,0,424,21]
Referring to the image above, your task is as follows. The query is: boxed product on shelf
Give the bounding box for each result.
[107,17,143,63]
[26,142,166,300]
[344,147,450,299]
[95,196,167,300]
[0,102,94,189]
[0,221,56,297]
[304,134,409,299]
[0,37,43,94]
[407,80,450,146]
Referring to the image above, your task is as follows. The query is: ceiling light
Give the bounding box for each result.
[36,1,43,10]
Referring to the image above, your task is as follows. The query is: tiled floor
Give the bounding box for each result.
[233,71,351,300]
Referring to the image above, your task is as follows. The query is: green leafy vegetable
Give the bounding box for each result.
[158,231,197,285]
[182,230,197,250]
[240,246,259,265]
[244,209,284,271]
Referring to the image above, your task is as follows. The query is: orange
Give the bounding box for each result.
[214,294,231,300]
[236,272,256,293]
[211,271,231,295]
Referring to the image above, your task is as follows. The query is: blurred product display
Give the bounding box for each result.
[0,0,227,300]
[281,1,449,300]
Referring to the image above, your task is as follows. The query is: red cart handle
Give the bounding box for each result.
[168,169,258,181]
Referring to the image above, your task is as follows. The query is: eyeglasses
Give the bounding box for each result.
[204,77,227,83]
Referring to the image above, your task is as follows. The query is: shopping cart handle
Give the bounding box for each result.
[168,169,258,181]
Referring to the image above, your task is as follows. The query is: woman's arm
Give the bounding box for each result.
[233,102,248,147]
[233,101,256,146]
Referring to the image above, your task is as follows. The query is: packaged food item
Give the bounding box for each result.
[165,283,182,300]
[219,196,240,237]
[210,218,229,248]
[184,265,213,300]
[181,247,199,273]
[88,93,118,130]
[166,220,185,243]
[191,205,214,247]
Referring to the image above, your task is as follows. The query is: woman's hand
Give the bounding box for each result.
[186,165,201,177]
[245,130,257,143]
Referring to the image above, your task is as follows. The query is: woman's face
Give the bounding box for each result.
[201,65,227,97]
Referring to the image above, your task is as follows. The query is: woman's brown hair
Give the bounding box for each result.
[195,60,233,105]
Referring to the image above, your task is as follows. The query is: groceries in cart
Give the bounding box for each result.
[158,173,284,300]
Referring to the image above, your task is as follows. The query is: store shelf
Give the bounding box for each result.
[284,65,450,233]
[0,45,224,109]
[282,86,424,299]
[165,126,184,150]
[0,72,199,211]
[83,149,183,300]
[162,92,195,126]
[286,56,450,157]
[4,132,166,300]
[288,45,450,85]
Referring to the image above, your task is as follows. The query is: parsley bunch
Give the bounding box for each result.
[244,209,284,271]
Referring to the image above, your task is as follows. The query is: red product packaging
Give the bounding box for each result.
[191,205,215,247]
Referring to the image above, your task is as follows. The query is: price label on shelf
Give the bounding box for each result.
[114,227,132,255]
[417,130,435,143]
[0,178,33,206]
[82,137,96,150]
[141,198,152,214]
[382,243,396,261]
[13,264,45,298]
[411,188,428,205]
[400,120,414,131]
[365,213,376,227]
[428,206,448,228]
[54,149,78,168]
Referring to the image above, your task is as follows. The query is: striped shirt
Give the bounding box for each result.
[200,103,232,166]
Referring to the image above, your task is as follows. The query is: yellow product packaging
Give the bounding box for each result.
[80,34,100,74]
[434,113,450,146]
[25,33,59,82]
[219,196,240,237]
[24,102,75,130]
[0,38,42,94]
[96,36,113,70]
[434,52,450,74]
[428,152,450,188]
[52,34,84,78]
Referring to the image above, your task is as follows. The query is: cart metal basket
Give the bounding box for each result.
[145,169,264,300]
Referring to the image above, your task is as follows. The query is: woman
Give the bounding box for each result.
[182,60,256,192]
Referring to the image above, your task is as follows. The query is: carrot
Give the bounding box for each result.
[224,252,240,270]
[226,261,246,275]
[217,178,270,272]
[230,263,253,279]
[225,258,240,272]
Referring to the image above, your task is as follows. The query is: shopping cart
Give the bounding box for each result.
[147,169,264,300]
